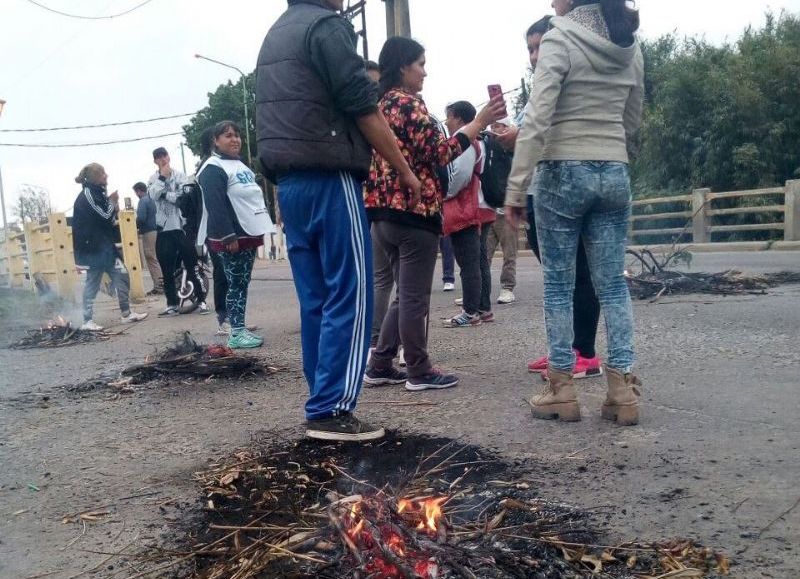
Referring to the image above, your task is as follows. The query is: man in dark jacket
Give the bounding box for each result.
[256,0,421,441]
[72,163,148,331]
[134,181,163,295]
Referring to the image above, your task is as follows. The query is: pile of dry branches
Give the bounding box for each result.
[626,248,800,300]
[9,318,120,349]
[138,433,730,579]
[118,332,277,385]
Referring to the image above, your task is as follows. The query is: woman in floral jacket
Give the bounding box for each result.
[363,36,505,392]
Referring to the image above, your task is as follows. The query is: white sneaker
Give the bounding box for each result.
[197,302,212,315]
[497,289,516,304]
[442,282,455,292]
[80,320,104,331]
[158,306,179,317]
[121,311,148,323]
[454,297,463,306]
[216,321,232,336]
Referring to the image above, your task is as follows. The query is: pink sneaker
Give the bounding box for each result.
[574,353,603,379]
[527,355,549,373]
[528,350,603,379]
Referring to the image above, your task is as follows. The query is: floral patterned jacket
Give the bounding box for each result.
[364,89,470,234]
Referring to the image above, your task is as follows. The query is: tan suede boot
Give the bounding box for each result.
[602,366,642,426]
[529,367,581,422]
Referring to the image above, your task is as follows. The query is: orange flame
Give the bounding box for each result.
[397,499,411,514]
[387,533,405,557]
[422,497,446,532]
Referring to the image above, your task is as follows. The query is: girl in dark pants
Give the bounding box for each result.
[209,249,230,334]
[526,195,602,376]
[197,121,275,349]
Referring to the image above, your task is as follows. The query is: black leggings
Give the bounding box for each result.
[451,225,492,315]
[209,249,228,324]
[526,196,600,358]
[155,229,206,307]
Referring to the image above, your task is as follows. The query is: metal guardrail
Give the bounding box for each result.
[629,180,800,244]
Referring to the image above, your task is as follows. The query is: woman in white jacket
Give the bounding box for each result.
[197,121,275,349]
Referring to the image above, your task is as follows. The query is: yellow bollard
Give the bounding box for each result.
[117,210,145,302]
[49,213,79,301]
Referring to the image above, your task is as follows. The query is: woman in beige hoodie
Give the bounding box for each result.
[505,0,644,425]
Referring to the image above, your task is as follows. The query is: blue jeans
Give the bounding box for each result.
[533,161,635,372]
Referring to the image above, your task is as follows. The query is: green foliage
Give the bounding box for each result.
[632,11,800,196]
[183,73,257,170]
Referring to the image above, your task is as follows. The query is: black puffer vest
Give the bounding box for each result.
[256,1,372,181]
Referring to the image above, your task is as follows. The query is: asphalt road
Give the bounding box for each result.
[0,251,798,578]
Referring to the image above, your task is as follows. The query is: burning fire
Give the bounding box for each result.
[397,497,447,534]
[338,495,447,579]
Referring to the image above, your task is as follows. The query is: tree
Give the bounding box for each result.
[13,185,51,224]
[632,11,800,196]
[183,73,257,170]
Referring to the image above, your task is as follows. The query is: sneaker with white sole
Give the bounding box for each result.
[216,321,232,336]
[442,282,455,292]
[364,366,408,387]
[80,320,104,332]
[454,297,463,306]
[158,306,179,317]
[305,413,385,441]
[406,370,459,391]
[443,311,481,328]
[121,311,148,323]
[197,302,212,315]
[227,330,263,349]
[497,289,516,304]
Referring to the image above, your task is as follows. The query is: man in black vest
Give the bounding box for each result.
[256,0,420,442]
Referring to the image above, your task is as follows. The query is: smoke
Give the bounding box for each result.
[0,288,83,339]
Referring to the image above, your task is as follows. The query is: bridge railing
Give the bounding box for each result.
[629,180,800,246]
[0,210,145,301]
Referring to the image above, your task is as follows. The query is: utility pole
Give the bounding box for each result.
[179,142,188,174]
[394,0,411,37]
[0,99,7,239]
[383,0,410,37]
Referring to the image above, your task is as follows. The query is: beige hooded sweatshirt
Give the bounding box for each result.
[505,5,644,207]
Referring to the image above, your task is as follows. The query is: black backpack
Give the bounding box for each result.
[178,182,203,243]
[479,133,514,208]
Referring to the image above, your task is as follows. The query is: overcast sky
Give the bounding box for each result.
[1,0,799,218]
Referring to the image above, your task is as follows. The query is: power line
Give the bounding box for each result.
[23,0,157,20]
[0,131,183,148]
[0,112,195,133]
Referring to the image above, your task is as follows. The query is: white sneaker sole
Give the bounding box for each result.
[363,376,407,387]
[305,427,386,441]
[405,378,459,391]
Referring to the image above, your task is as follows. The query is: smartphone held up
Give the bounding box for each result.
[487,84,508,118]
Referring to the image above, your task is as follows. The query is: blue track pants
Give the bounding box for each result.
[278,171,373,420]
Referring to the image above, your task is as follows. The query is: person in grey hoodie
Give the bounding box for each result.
[505,0,644,425]
[147,146,209,316]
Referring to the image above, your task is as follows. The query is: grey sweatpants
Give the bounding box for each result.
[83,260,130,321]
[369,220,438,378]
